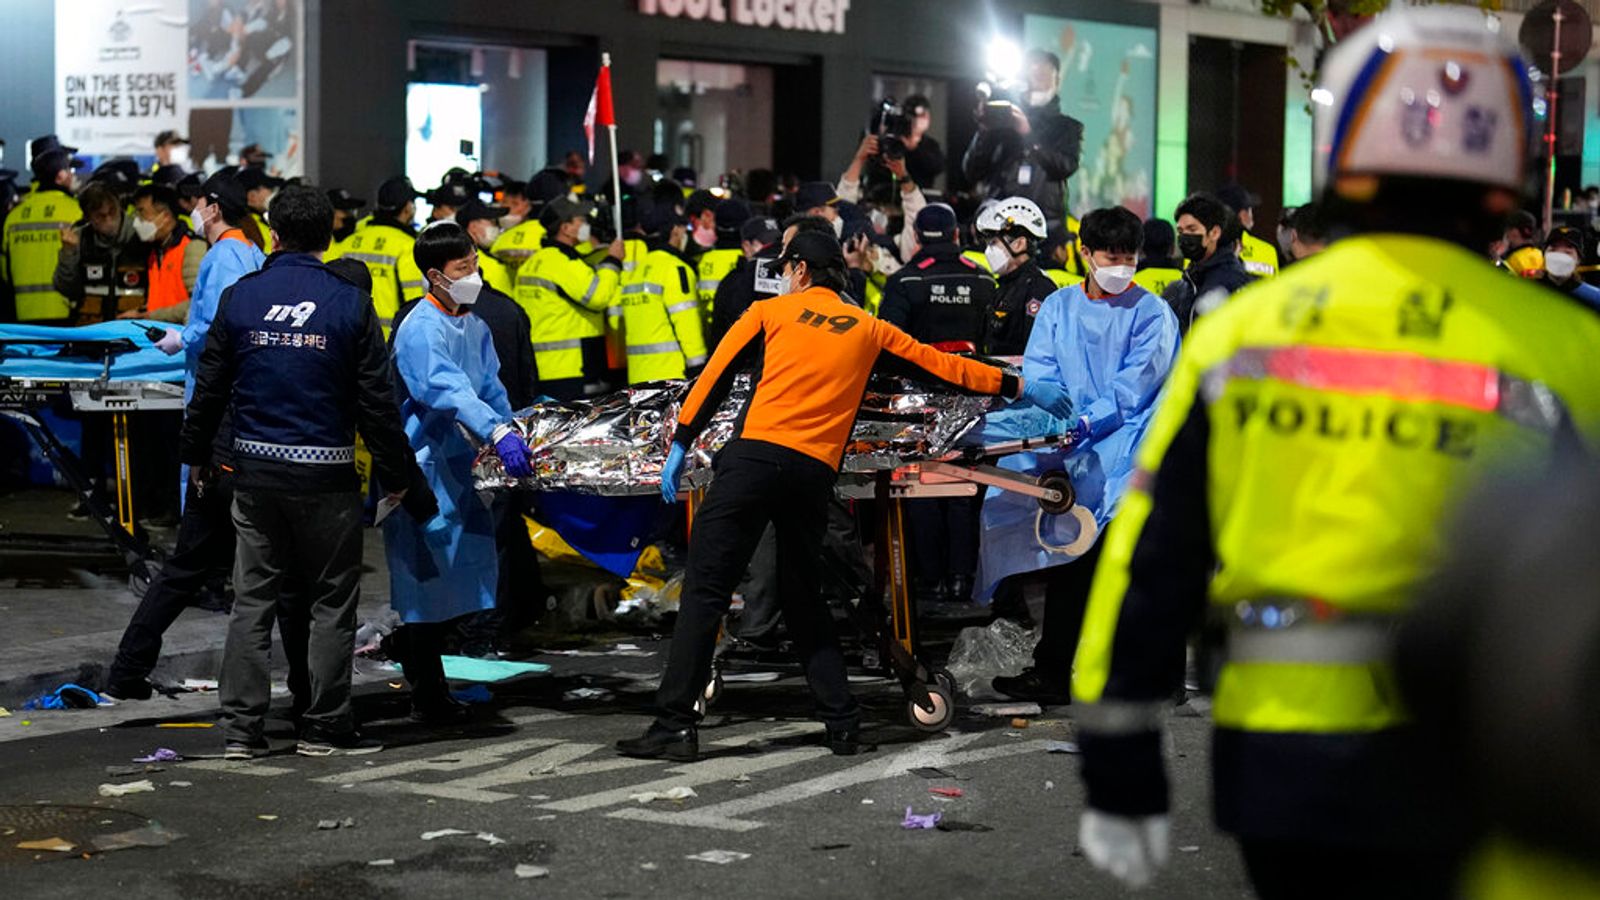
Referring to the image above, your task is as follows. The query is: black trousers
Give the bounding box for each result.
[906,495,981,589]
[390,621,450,709]
[1028,529,1108,678]
[654,440,859,731]
[1239,840,1459,900]
[107,473,237,691]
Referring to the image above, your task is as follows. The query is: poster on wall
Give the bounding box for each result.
[1023,15,1156,221]
[55,0,304,177]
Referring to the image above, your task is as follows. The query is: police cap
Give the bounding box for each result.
[377,176,422,210]
[913,203,958,243]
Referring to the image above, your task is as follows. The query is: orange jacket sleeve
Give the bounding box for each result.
[675,299,764,446]
[871,318,1019,398]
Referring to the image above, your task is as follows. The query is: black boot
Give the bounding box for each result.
[990,667,1072,705]
[616,723,699,761]
[823,724,874,756]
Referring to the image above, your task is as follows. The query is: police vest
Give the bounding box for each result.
[1133,266,1184,298]
[489,220,545,277]
[479,252,514,297]
[622,248,708,384]
[1043,267,1084,290]
[605,238,650,372]
[1077,234,1600,739]
[324,221,422,334]
[515,242,621,383]
[252,211,275,255]
[1239,231,1280,278]
[696,247,743,326]
[2,189,82,321]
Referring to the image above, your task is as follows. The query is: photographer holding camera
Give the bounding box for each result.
[963,48,1084,231]
[878,95,945,190]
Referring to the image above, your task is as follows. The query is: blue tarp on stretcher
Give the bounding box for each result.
[0,320,185,382]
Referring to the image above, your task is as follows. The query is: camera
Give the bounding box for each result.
[975,81,1021,131]
[871,97,912,162]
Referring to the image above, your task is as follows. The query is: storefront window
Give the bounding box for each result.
[408,41,549,202]
[655,59,774,186]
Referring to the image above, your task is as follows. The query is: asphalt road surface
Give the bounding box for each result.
[0,646,1250,900]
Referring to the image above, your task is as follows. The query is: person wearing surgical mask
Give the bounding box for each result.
[963,48,1085,232]
[985,205,1181,707]
[1540,226,1600,314]
[384,221,529,726]
[153,130,191,177]
[125,183,208,323]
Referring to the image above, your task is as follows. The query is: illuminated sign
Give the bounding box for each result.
[637,0,850,34]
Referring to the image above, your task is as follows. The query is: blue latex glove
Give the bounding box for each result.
[660,443,687,504]
[1020,378,1075,420]
[1070,415,1092,445]
[494,430,533,478]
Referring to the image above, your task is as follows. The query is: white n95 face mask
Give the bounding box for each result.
[831,217,844,239]
[1093,264,1137,295]
[577,222,593,245]
[479,223,502,248]
[169,145,191,167]
[1545,250,1578,280]
[132,217,160,242]
[444,271,483,307]
[984,242,1012,274]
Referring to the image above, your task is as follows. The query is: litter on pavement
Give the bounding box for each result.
[630,786,697,803]
[421,828,472,840]
[440,655,551,683]
[316,818,357,830]
[92,823,183,852]
[562,687,613,701]
[0,707,10,717]
[17,837,76,852]
[1044,740,1080,754]
[721,671,781,683]
[514,864,550,879]
[134,748,183,763]
[686,850,752,864]
[929,787,964,798]
[902,807,943,829]
[180,679,220,691]
[368,859,396,867]
[971,702,1043,718]
[156,722,214,728]
[22,683,108,710]
[98,779,157,797]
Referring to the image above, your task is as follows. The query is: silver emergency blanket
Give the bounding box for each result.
[473,375,1002,494]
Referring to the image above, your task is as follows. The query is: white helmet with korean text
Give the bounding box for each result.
[1313,6,1532,196]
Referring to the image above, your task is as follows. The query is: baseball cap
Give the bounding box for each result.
[326,187,367,211]
[685,188,722,220]
[239,143,274,164]
[526,168,572,206]
[31,148,87,181]
[775,230,846,273]
[1545,226,1586,252]
[640,201,688,237]
[237,167,286,191]
[376,176,422,210]
[199,171,249,215]
[714,197,753,233]
[740,215,781,246]
[913,203,959,243]
[794,181,839,212]
[154,130,189,148]
[455,196,508,226]
[28,134,78,160]
[89,158,142,192]
[1216,183,1260,213]
[175,171,206,199]
[539,196,593,230]
[429,181,472,208]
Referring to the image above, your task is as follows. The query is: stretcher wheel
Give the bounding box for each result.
[702,673,724,706]
[1037,471,1075,516]
[908,684,955,733]
[931,668,957,697]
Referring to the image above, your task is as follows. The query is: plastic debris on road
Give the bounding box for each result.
[169,781,193,788]
[929,787,964,798]
[721,671,781,683]
[686,850,752,865]
[1044,740,1080,754]
[368,859,396,867]
[316,818,357,830]
[971,702,1043,718]
[257,815,279,821]
[180,679,219,691]
[22,683,108,711]
[92,823,182,852]
[156,722,214,729]
[945,619,1039,698]
[134,748,182,763]
[98,779,156,797]
[1180,846,1200,853]
[902,807,943,830]
[421,828,472,841]
[514,864,549,879]
[440,655,551,683]
[0,707,10,717]
[562,687,613,702]
[17,837,76,852]
[630,786,697,803]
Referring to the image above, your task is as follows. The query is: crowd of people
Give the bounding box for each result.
[3,7,1600,897]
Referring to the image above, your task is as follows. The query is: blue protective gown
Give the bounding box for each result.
[973,282,1180,598]
[182,233,265,400]
[383,296,512,624]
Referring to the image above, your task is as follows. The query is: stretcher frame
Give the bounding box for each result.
[699,431,1080,733]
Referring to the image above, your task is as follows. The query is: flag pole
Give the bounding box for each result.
[604,52,624,241]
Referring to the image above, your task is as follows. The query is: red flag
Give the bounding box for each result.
[585,61,615,163]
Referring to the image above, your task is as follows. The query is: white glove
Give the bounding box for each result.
[155,328,183,355]
[1079,809,1171,889]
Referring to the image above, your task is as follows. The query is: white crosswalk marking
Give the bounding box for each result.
[539,747,830,813]
[311,736,562,785]
[607,736,1049,832]
[370,743,660,803]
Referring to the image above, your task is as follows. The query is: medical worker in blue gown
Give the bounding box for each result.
[384,222,533,722]
[975,206,1180,705]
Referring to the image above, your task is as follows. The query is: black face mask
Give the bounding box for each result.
[333,220,357,242]
[1178,233,1208,261]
